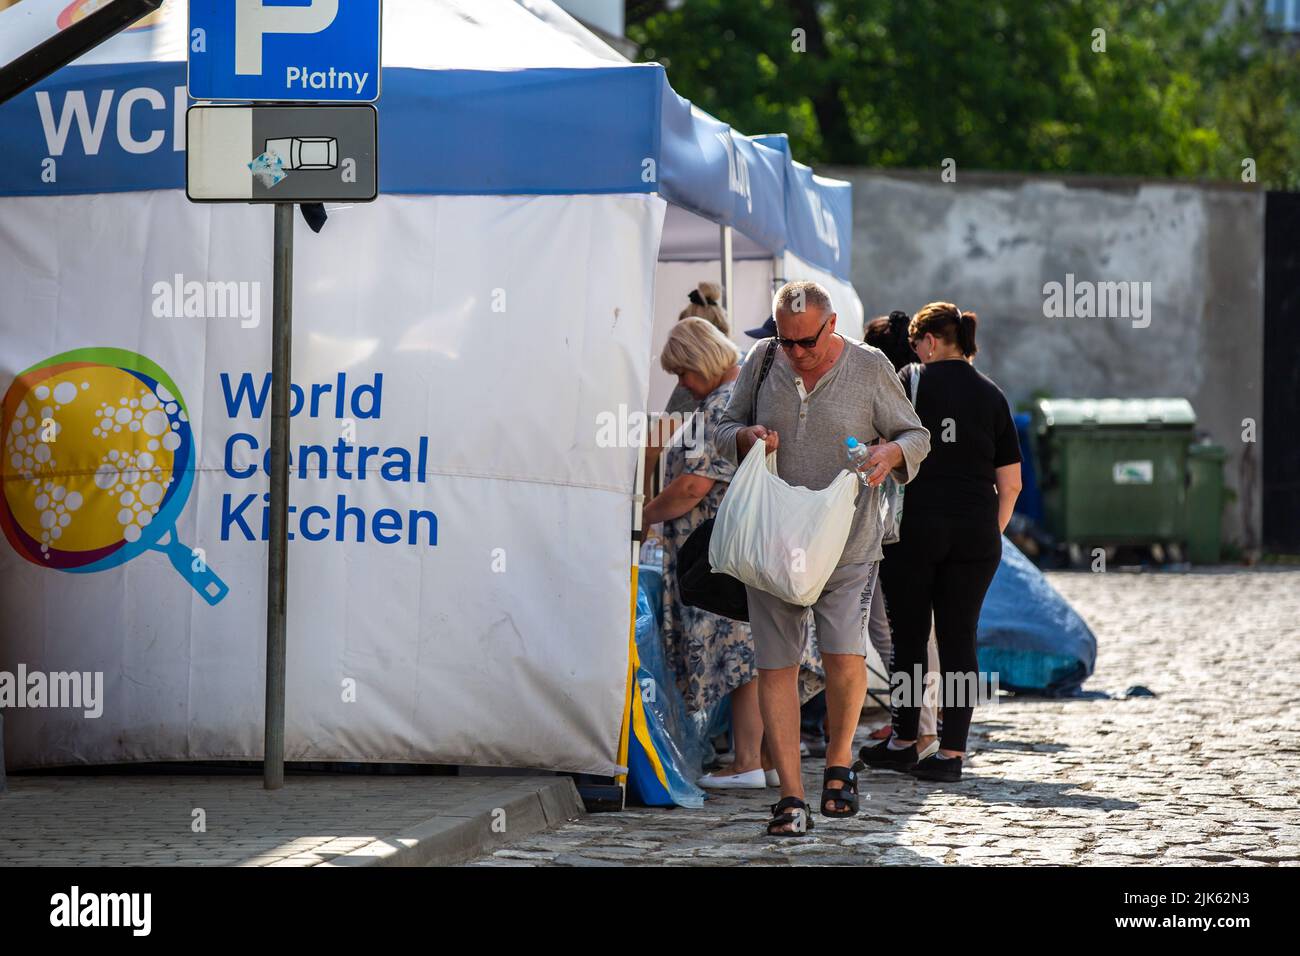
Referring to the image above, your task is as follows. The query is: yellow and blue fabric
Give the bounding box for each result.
[621,565,705,808]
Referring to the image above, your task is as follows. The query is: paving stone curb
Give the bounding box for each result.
[321,777,584,867]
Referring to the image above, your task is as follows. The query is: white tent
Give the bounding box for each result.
[0,0,863,775]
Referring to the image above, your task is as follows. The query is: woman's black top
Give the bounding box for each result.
[900,359,1022,524]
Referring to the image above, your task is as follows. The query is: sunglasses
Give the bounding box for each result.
[776,314,832,351]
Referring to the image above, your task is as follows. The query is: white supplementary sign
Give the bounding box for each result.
[186,104,376,202]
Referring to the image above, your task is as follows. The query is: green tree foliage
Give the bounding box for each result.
[627,0,1299,188]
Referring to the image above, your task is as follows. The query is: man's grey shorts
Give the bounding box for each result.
[746,561,877,669]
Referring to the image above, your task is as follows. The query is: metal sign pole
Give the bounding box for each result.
[185,1,379,787]
[264,201,294,790]
[720,225,734,315]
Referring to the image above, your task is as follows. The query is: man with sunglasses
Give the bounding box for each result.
[715,280,930,835]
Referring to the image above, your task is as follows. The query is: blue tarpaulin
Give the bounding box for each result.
[626,566,706,808]
[977,537,1097,696]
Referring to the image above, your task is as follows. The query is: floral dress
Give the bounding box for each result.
[659,381,754,715]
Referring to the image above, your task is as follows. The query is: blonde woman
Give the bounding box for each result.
[643,317,769,789]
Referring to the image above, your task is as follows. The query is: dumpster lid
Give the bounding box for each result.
[1188,441,1227,460]
[1034,398,1196,428]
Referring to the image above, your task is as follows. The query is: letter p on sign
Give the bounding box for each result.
[235,0,340,75]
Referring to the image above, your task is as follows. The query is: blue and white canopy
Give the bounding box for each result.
[0,0,853,281]
[0,0,863,778]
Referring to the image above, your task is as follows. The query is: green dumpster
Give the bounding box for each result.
[1186,442,1227,564]
[1032,398,1196,553]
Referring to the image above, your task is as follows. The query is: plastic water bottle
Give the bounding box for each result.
[640,537,666,569]
[845,436,871,485]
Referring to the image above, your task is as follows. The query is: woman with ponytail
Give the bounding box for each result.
[858,302,1022,782]
[679,281,729,334]
[665,282,730,415]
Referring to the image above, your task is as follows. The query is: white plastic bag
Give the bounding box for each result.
[709,441,860,607]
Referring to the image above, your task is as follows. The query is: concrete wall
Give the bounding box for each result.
[829,168,1265,549]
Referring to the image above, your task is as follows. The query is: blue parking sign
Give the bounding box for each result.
[188,0,382,102]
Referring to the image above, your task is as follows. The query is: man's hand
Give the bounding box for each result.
[862,441,903,487]
[736,425,779,458]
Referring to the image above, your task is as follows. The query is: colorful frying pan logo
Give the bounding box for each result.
[2,348,228,605]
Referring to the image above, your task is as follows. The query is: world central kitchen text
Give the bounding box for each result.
[217,372,438,547]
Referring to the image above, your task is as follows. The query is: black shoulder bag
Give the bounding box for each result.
[676,340,778,622]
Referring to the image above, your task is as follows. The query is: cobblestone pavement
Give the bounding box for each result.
[467,568,1300,867]
[0,774,577,866]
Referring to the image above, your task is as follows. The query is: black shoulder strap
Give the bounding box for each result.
[750,340,778,426]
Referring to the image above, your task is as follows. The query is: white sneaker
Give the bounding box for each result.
[697,768,768,790]
[764,769,780,788]
[918,739,940,761]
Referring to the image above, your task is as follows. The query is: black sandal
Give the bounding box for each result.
[766,796,814,836]
[819,765,860,818]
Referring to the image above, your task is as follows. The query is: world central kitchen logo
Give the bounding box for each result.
[1,349,229,605]
[3,355,442,601]
[33,85,187,162]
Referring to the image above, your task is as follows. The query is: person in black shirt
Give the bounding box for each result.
[862,311,944,756]
[860,302,1022,782]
